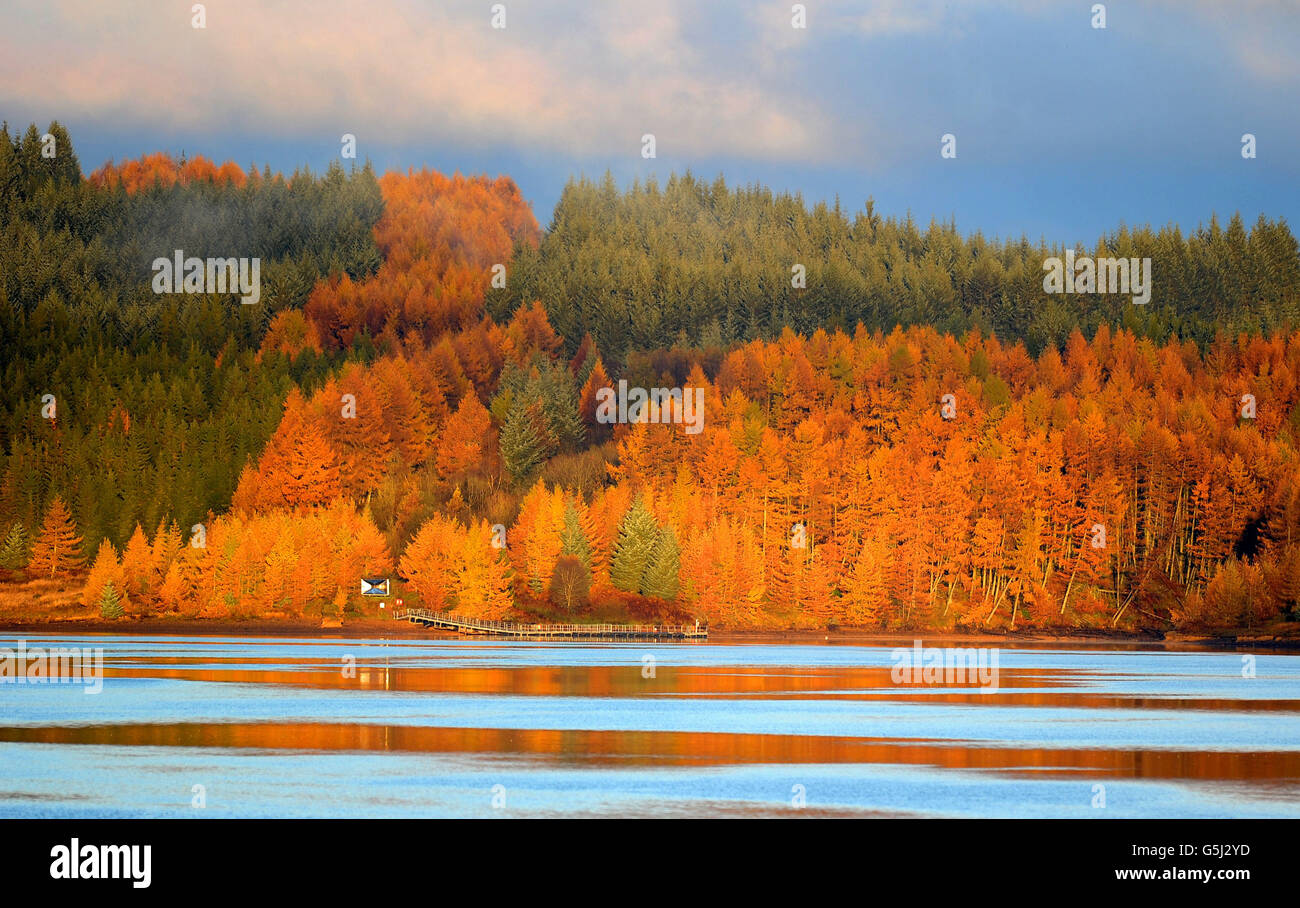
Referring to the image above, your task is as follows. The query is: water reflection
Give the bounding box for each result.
[2,721,1299,781]
[1,635,1298,817]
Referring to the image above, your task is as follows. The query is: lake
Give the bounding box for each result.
[1,634,1298,818]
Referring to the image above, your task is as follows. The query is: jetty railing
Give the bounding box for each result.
[393,608,707,639]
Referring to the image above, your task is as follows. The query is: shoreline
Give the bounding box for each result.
[1,617,1297,648]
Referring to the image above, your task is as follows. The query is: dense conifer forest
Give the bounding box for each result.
[4,123,1299,632]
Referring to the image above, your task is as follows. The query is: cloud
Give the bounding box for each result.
[853,0,949,37]
[1149,0,1300,83]
[0,0,837,163]
[3,0,1295,177]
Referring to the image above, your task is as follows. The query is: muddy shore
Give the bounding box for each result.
[1,616,1297,648]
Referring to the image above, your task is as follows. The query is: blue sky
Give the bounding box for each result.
[2,0,1296,244]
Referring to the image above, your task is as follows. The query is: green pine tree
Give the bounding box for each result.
[559,502,592,568]
[499,400,551,485]
[99,581,125,620]
[609,495,659,594]
[0,522,30,570]
[536,364,586,451]
[493,356,585,454]
[641,525,681,601]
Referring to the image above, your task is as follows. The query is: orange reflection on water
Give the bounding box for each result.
[95,663,1300,712]
[2,721,1298,781]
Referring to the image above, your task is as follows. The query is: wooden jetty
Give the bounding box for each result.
[394,608,707,639]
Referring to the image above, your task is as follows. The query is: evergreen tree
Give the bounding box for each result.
[0,522,29,570]
[642,525,681,600]
[499,400,551,486]
[492,356,584,453]
[0,124,386,552]
[610,495,659,593]
[99,581,125,620]
[494,171,1300,358]
[559,501,592,568]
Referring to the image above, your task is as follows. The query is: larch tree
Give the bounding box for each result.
[577,357,614,443]
[283,418,343,509]
[120,524,154,602]
[157,560,190,614]
[149,520,183,582]
[436,391,492,479]
[28,496,85,578]
[455,520,515,619]
[512,482,565,596]
[83,539,126,608]
[399,515,464,612]
[843,538,888,625]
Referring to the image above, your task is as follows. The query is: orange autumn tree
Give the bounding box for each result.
[484,323,1300,630]
[119,524,155,604]
[453,520,515,619]
[578,357,614,443]
[28,496,85,578]
[157,560,192,614]
[398,517,514,618]
[511,481,566,597]
[842,537,889,625]
[184,502,390,618]
[57,144,1300,635]
[89,153,246,192]
[436,392,493,480]
[37,145,1300,635]
[258,309,323,361]
[234,307,547,514]
[398,515,465,611]
[233,389,342,512]
[681,518,765,627]
[83,540,127,608]
[305,169,540,348]
[149,521,183,582]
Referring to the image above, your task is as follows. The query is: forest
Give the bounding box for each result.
[2,121,1299,633]
[488,172,1300,359]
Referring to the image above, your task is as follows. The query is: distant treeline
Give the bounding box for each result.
[488,172,1300,362]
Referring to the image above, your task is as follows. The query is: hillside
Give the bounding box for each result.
[3,122,1300,633]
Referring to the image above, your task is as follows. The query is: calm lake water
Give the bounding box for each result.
[1,634,1299,818]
